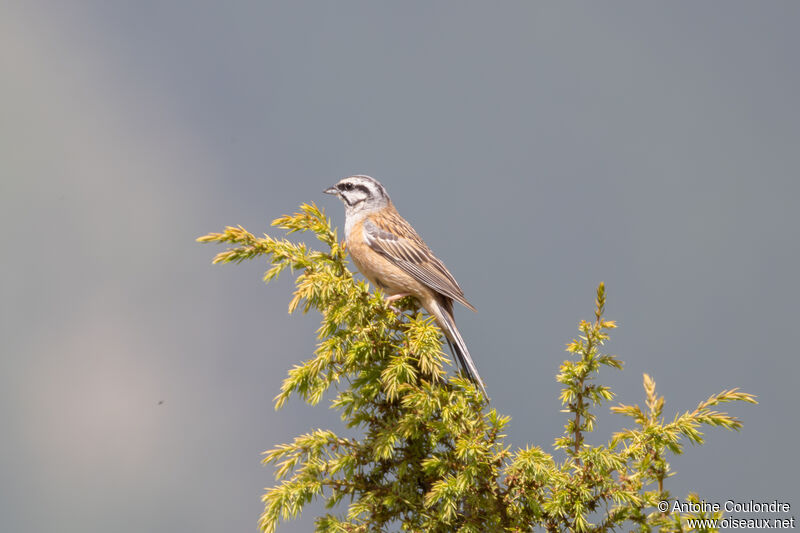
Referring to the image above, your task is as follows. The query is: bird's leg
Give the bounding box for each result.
[385,293,411,314]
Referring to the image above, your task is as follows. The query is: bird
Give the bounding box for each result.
[324,174,487,399]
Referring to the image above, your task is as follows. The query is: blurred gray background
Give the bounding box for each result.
[2,2,798,531]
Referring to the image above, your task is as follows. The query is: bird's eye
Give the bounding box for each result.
[341,183,354,191]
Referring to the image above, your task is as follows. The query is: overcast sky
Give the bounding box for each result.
[2,2,799,532]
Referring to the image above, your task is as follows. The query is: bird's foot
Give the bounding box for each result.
[385,293,411,314]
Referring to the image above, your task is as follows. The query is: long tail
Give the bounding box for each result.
[430,298,488,400]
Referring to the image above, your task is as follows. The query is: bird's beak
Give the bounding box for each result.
[323,186,338,195]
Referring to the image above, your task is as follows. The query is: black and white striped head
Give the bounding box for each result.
[324,175,390,215]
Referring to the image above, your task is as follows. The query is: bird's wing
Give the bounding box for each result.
[363,212,476,311]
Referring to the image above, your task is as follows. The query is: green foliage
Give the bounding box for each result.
[199,203,757,532]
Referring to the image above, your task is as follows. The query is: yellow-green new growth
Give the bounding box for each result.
[199,203,756,532]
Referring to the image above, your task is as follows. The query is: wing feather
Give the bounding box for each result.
[363,212,476,311]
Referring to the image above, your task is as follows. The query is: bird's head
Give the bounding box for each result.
[324,175,390,215]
